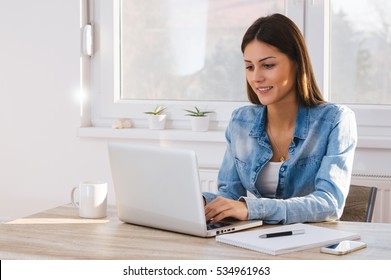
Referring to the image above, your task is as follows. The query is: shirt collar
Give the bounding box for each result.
[294,106,309,140]
[249,105,309,140]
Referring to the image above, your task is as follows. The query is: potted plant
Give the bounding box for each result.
[144,105,167,130]
[184,106,214,132]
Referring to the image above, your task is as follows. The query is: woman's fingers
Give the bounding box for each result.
[205,197,248,223]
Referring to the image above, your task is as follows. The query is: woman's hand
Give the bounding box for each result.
[204,197,248,223]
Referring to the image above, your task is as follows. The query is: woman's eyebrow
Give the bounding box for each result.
[244,56,277,63]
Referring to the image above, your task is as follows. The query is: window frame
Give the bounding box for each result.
[304,0,391,140]
[88,0,305,130]
[85,0,391,145]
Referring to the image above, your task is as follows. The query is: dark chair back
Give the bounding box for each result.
[340,185,377,222]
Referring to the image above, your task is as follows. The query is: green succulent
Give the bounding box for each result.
[184,106,214,117]
[144,105,167,115]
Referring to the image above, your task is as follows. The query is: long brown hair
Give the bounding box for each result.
[241,13,324,106]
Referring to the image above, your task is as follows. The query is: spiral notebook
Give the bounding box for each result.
[216,223,360,255]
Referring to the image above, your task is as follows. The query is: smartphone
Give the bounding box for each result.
[320,240,367,255]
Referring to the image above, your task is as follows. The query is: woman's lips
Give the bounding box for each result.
[256,86,273,94]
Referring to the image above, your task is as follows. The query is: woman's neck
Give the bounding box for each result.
[266,101,299,130]
[266,101,299,162]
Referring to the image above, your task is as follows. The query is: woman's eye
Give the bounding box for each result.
[263,64,275,69]
[245,65,254,71]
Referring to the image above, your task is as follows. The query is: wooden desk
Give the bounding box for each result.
[1,204,390,259]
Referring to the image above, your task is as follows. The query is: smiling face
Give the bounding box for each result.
[243,40,298,107]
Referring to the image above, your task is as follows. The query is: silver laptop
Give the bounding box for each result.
[108,142,263,237]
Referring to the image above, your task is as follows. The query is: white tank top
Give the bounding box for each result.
[255,161,282,198]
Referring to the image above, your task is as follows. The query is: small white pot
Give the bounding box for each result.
[147,114,166,130]
[190,116,209,132]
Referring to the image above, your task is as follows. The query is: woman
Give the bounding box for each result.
[203,14,357,225]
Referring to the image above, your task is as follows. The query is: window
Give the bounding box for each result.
[120,0,284,102]
[302,0,391,141]
[89,0,297,129]
[86,0,391,144]
[329,0,391,105]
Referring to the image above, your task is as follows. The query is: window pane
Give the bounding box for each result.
[120,0,284,101]
[330,0,391,104]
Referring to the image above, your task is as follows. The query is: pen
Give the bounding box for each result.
[259,229,305,239]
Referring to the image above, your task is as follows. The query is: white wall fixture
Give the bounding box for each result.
[82,24,93,57]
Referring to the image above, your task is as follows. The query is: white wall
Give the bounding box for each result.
[0,0,113,221]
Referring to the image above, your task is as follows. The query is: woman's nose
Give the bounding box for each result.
[250,68,265,83]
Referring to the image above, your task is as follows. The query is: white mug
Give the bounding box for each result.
[71,182,108,218]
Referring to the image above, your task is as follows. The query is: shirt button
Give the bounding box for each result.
[280,167,285,172]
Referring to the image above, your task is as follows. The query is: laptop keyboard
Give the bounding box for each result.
[206,221,232,230]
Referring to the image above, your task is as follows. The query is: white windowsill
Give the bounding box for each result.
[78,127,391,149]
[77,127,226,143]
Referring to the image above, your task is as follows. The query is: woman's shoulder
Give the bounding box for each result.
[231,104,264,120]
[313,102,350,111]
[311,102,355,121]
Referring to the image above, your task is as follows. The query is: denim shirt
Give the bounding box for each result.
[203,103,357,224]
